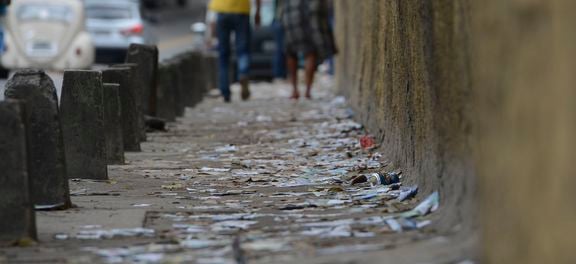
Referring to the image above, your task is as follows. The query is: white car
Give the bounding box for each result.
[84,0,156,63]
[2,0,94,70]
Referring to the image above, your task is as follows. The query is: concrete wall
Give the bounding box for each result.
[335,0,475,234]
[335,0,575,263]
[471,1,576,263]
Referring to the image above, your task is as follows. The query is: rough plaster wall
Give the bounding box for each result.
[337,0,576,263]
[471,0,576,263]
[335,0,476,235]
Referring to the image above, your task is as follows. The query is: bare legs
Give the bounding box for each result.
[287,53,318,100]
[287,55,299,99]
[304,53,318,99]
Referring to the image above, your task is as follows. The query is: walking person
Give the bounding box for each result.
[272,0,286,80]
[280,0,337,100]
[209,0,261,103]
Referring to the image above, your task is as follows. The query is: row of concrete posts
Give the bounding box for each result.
[0,44,216,245]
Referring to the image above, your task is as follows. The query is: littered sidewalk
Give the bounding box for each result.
[0,76,473,264]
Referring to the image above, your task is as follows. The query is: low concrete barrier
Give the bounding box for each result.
[0,100,37,245]
[125,44,159,119]
[105,64,142,152]
[167,58,186,117]
[60,70,108,180]
[176,53,193,108]
[103,83,125,165]
[156,64,177,122]
[192,51,209,105]
[0,47,214,241]
[204,52,218,93]
[4,70,71,209]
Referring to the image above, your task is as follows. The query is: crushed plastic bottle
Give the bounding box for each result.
[351,171,401,186]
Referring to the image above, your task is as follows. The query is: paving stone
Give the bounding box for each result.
[0,100,37,244]
[60,70,108,180]
[4,70,71,208]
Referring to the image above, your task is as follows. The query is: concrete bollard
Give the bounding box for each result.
[125,44,159,117]
[60,70,108,180]
[124,44,157,142]
[178,52,197,107]
[189,52,204,106]
[106,64,142,151]
[103,83,124,164]
[205,52,218,92]
[4,70,71,209]
[169,58,186,117]
[198,52,210,96]
[0,100,37,245]
[191,51,209,105]
[156,64,177,122]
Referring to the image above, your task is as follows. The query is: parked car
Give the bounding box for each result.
[84,0,156,64]
[1,0,95,71]
[141,0,189,10]
[248,0,275,81]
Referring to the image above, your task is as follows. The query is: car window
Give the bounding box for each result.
[86,5,133,20]
[18,4,74,23]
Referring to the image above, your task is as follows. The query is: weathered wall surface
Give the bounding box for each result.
[335,0,475,234]
[471,1,576,263]
[336,0,576,263]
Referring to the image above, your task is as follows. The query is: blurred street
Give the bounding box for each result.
[0,1,206,100]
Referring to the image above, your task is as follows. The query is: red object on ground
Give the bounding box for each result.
[360,135,375,149]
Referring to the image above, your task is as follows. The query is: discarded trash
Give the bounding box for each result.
[359,135,376,149]
[200,167,231,173]
[211,220,258,231]
[180,239,224,249]
[172,224,205,234]
[302,225,352,238]
[215,144,238,153]
[55,89,447,263]
[256,115,272,122]
[132,203,152,207]
[351,171,401,186]
[330,96,346,106]
[380,191,440,233]
[74,228,155,240]
[385,219,403,232]
[242,239,289,252]
[161,183,185,190]
[54,233,69,240]
[402,191,440,218]
[397,185,419,201]
[35,203,67,211]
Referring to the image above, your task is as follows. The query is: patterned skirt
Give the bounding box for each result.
[280,0,337,61]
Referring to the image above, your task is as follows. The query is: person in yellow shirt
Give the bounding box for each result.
[209,0,261,102]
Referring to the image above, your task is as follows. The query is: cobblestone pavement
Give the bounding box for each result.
[1,76,452,264]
